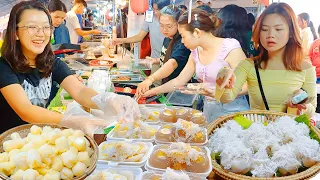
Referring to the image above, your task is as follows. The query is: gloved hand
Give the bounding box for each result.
[92,92,141,123]
[61,102,112,137]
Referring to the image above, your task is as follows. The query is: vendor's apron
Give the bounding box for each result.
[203,95,250,123]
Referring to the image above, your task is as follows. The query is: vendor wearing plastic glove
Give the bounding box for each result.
[136,5,191,98]
[215,3,316,117]
[0,1,139,134]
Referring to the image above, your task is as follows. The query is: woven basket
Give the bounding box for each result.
[207,110,320,180]
[0,124,99,180]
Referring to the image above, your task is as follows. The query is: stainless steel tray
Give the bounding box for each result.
[110,74,145,83]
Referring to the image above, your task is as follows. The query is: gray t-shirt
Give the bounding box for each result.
[141,17,164,58]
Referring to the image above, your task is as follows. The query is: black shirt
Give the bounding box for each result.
[0,57,73,133]
[159,36,191,82]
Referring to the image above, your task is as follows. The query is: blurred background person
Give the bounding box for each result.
[298,12,318,58]
[178,5,187,13]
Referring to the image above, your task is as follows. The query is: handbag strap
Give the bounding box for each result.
[254,61,270,110]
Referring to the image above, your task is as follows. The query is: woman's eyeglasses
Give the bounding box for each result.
[17,25,53,36]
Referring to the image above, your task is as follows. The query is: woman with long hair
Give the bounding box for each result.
[136,5,191,94]
[298,12,317,58]
[216,3,316,116]
[140,9,250,122]
[0,1,139,134]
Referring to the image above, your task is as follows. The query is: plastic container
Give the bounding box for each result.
[131,59,152,70]
[91,163,143,180]
[145,145,212,178]
[166,90,198,107]
[107,124,159,142]
[98,141,153,168]
[155,128,208,146]
[142,170,207,180]
[60,89,73,106]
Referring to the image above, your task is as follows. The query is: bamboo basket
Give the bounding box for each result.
[207,110,320,180]
[0,124,99,180]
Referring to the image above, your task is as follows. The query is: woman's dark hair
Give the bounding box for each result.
[215,4,249,55]
[160,5,181,63]
[247,13,255,29]
[1,1,54,78]
[88,13,93,18]
[253,3,303,71]
[178,5,187,11]
[154,0,171,10]
[178,9,220,34]
[196,5,213,14]
[298,12,318,40]
[318,25,320,34]
[48,0,67,13]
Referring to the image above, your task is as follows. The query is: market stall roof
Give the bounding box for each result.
[0,0,21,17]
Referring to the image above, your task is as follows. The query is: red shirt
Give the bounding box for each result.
[309,39,320,77]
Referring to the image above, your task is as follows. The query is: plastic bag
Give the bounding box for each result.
[61,102,112,137]
[92,92,141,123]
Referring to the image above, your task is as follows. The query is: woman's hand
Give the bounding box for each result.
[136,79,153,98]
[142,88,157,97]
[181,88,215,98]
[216,67,236,89]
[287,89,308,115]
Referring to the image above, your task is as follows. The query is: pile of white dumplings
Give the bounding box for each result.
[0,125,94,180]
[208,116,320,178]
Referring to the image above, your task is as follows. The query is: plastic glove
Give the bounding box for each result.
[92,92,141,123]
[61,102,112,137]
[136,79,153,98]
[216,67,236,89]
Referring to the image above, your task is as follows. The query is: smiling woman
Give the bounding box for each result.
[0,1,139,135]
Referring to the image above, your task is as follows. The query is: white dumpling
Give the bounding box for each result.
[25,133,38,142]
[0,161,15,176]
[55,136,70,153]
[77,151,91,167]
[42,170,60,180]
[26,149,42,169]
[51,156,63,172]
[38,144,54,159]
[20,142,34,152]
[8,149,20,160]
[29,136,46,149]
[67,135,77,147]
[3,139,25,152]
[0,152,8,163]
[61,149,78,168]
[12,152,28,170]
[73,137,86,152]
[73,130,85,138]
[42,126,54,133]
[36,175,43,180]
[35,167,50,176]
[30,125,42,135]
[47,131,61,145]
[10,169,24,180]
[61,129,74,137]
[23,169,39,180]
[72,162,87,177]
[60,167,74,179]
[10,132,22,140]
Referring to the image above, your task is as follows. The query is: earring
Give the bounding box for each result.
[16,36,19,40]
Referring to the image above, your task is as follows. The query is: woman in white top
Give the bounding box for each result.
[297,13,317,58]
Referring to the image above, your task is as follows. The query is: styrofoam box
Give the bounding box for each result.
[141,171,207,180]
[90,163,143,180]
[155,128,208,146]
[107,124,159,143]
[98,141,154,168]
[145,145,212,178]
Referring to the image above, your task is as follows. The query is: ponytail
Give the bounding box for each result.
[163,33,180,63]
[308,21,318,40]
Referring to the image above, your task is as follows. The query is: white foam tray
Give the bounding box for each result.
[155,128,208,146]
[98,141,153,168]
[145,145,212,178]
[107,124,159,143]
[89,163,143,180]
[141,171,207,180]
